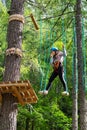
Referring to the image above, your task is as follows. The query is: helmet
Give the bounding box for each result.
[51,47,58,51]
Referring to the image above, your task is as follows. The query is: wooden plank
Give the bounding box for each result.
[22,97,36,104]
[23,98,33,103]
[6,86,9,90]
[0,83,28,87]
[32,96,38,101]
[18,88,30,93]
[20,91,25,97]
[27,80,32,89]
[17,86,27,91]
[0,81,22,84]
[0,86,13,93]
[0,80,38,105]
[28,89,36,96]
[25,95,37,102]
[27,87,38,101]
[26,91,30,96]
[12,87,24,105]
[25,99,37,103]
[19,92,30,99]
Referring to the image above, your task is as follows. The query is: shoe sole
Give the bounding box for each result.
[38,91,48,95]
[62,93,69,96]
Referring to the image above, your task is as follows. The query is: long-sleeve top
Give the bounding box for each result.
[50,47,67,66]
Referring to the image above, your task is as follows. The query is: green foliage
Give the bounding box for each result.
[0,0,8,81]
[17,102,71,130]
[0,0,87,130]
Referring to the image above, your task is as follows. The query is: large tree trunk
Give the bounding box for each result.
[0,0,25,130]
[72,21,78,130]
[72,47,78,130]
[75,0,87,129]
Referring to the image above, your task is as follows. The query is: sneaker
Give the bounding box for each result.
[62,91,69,96]
[38,90,48,95]
[43,90,48,95]
[38,90,44,95]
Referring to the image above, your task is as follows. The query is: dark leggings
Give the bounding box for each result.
[46,64,67,91]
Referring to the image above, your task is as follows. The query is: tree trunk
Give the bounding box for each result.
[75,0,87,129]
[0,0,25,130]
[72,52,78,130]
[72,21,78,130]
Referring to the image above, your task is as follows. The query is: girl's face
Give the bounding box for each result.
[50,51,55,57]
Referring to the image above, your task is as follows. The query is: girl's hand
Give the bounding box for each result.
[50,51,55,57]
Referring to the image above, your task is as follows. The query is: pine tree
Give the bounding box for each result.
[75,0,87,129]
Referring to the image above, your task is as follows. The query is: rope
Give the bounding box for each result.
[39,19,51,91]
[39,20,48,91]
[72,17,78,93]
[9,14,25,24]
[39,19,43,90]
[61,18,68,92]
[44,31,51,90]
[40,31,47,90]
[6,47,22,57]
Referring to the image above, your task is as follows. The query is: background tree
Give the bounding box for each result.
[75,0,87,129]
[72,19,78,130]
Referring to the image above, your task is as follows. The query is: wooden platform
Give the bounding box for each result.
[0,80,38,105]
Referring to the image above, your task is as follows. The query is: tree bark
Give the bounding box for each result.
[72,52,78,130]
[75,0,87,129]
[72,21,78,130]
[0,0,25,130]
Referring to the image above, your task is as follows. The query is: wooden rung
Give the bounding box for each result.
[23,91,30,97]
[18,89,30,93]
[20,91,25,97]
[28,89,35,96]
[30,13,39,30]
[26,95,37,101]
[27,81,32,88]
[17,86,27,90]
[25,99,37,103]
[0,86,13,93]
[6,87,8,90]
[32,95,37,101]
[27,91,30,96]
[12,87,24,105]
[24,97,33,102]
